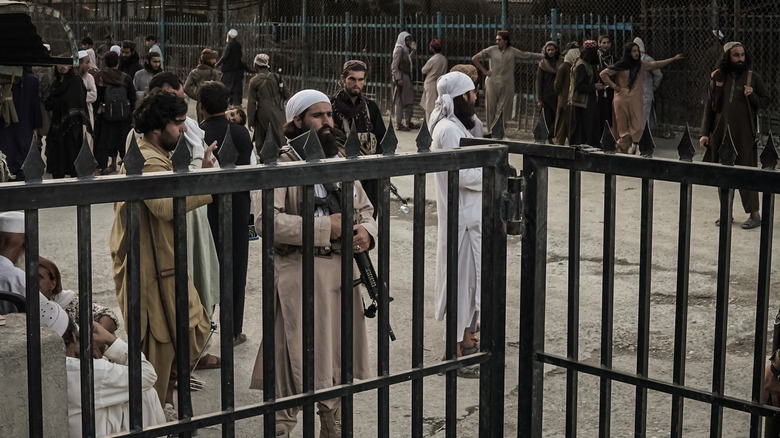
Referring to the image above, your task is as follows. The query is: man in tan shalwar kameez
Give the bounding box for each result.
[109,90,218,414]
[250,90,376,438]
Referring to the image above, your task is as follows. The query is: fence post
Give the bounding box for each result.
[436,12,443,40]
[400,0,405,29]
[551,9,558,42]
[302,0,307,88]
[502,0,507,29]
[345,12,351,63]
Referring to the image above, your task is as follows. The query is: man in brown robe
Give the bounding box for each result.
[699,42,768,229]
[250,90,376,438]
[109,90,219,413]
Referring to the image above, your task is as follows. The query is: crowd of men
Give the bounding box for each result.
[0,26,775,437]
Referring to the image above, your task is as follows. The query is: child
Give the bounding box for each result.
[226,105,247,126]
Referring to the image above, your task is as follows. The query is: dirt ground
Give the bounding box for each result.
[33,118,780,437]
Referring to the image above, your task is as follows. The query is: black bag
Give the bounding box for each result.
[103,83,130,121]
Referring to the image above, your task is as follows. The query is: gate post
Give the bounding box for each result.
[518,157,548,437]
[479,150,509,437]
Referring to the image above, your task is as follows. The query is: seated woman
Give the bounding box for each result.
[38,256,120,334]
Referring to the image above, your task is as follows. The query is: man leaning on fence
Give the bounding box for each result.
[109,89,220,416]
[699,41,768,230]
[249,90,376,438]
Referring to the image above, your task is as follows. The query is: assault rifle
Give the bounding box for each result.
[291,128,396,342]
[316,183,397,342]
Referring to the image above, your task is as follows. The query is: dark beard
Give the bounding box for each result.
[453,95,476,131]
[146,64,162,74]
[319,127,338,157]
[729,61,746,74]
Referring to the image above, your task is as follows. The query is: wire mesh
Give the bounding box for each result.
[54,0,780,135]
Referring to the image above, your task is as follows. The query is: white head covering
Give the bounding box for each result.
[86,48,97,69]
[285,89,330,122]
[0,211,24,233]
[723,41,742,53]
[78,50,88,59]
[39,297,69,337]
[429,72,475,132]
[228,29,238,38]
[633,37,645,54]
[564,47,580,65]
[253,53,270,68]
[395,31,411,50]
[110,44,121,55]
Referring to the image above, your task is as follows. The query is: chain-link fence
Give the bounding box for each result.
[51,0,780,136]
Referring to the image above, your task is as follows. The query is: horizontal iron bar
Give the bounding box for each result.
[0,146,507,211]
[115,353,489,437]
[538,352,780,417]
[464,140,780,193]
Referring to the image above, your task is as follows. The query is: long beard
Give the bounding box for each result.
[13,252,25,270]
[730,62,746,74]
[319,128,338,157]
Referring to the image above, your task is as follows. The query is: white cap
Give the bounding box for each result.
[228,29,238,38]
[78,50,89,59]
[0,211,24,233]
[285,89,330,122]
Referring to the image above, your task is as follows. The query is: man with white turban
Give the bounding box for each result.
[249,90,377,438]
[430,72,483,378]
[0,211,69,336]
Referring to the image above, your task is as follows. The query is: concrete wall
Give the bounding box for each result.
[0,313,67,438]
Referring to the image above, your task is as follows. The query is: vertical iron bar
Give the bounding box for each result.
[671,183,692,437]
[519,158,548,438]
[710,188,734,438]
[262,188,277,438]
[341,180,355,437]
[635,179,654,436]
[445,169,459,438]
[377,177,391,438]
[77,205,96,437]
[24,209,42,438]
[126,200,144,430]
[218,194,235,437]
[412,173,426,438]
[599,174,616,438]
[173,197,193,436]
[478,160,508,437]
[301,185,315,438]
[566,169,581,438]
[751,193,774,436]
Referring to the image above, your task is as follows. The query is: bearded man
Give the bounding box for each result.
[249,89,376,438]
[118,40,142,79]
[133,51,162,99]
[109,90,219,414]
[247,53,286,149]
[330,60,387,211]
[185,49,222,123]
[429,72,483,378]
[699,42,768,230]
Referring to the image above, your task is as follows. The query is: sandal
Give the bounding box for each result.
[196,353,221,370]
[234,333,247,346]
[456,364,480,379]
[741,217,761,230]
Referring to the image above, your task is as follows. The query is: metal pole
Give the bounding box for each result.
[437,12,442,40]
[400,0,405,30]
[502,0,507,30]
[301,0,308,88]
[551,9,558,42]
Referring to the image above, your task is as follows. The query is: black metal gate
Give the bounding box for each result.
[1,136,509,437]
[461,137,780,437]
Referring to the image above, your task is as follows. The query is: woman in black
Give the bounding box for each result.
[45,64,90,178]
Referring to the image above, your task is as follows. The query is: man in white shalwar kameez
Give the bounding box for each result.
[430,72,482,377]
[65,319,165,437]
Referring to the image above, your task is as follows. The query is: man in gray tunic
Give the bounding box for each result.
[472,30,543,135]
[420,38,448,123]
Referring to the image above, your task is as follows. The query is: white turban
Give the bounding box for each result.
[78,50,88,59]
[0,211,24,233]
[429,72,475,132]
[39,296,69,337]
[285,89,330,122]
[110,44,121,55]
[228,29,238,38]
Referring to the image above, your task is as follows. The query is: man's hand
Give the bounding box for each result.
[396,79,403,87]
[329,213,343,240]
[763,362,780,405]
[595,83,605,91]
[202,141,218,168]
[699,136,709,149]
[352,224,371,254]
[92,321,117,359]
[745,85,753,97]
[484,70,492,77]
[536,101,543,109]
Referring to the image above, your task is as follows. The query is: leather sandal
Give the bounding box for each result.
[741,217,761,229]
